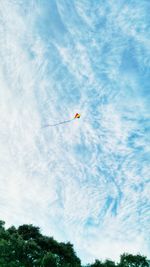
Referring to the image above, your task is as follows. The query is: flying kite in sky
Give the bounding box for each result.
[43,113,80,128]
[74,113,80,119]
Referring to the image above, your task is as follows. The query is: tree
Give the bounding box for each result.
[58,242,81,267]
[0,219,149,267]
[41,252,59,267]
[18,224,41,241]
[90,259,104,267]
[0,220,5,229]
[119,253,149,267]
[7,226,17,235]
[0,219,82,266]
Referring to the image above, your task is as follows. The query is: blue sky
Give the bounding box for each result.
[0,0,150,264]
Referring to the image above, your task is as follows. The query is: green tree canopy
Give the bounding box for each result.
[0,219,81,267]
[119,253,148,267]
[0,219,149,267]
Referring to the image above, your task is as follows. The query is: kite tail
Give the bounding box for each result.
[42,118,74,128]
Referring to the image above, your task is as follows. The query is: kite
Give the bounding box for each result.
[43,113,80,128]
[74,113,80,119]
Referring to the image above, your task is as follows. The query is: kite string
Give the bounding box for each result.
[42,118,75,128]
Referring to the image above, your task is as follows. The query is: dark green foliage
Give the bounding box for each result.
[0,220,148,267]
[104,259,116,267]
[119,253,149,267]
[0,220,5,228]
[18,224,41,241]
[41,252,59,267]
[87,254,148,267]
[89,259,116,267]
[0,219,81,266]
[90,259,104,267]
